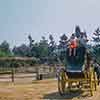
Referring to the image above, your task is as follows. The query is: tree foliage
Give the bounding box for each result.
[93,27,100,43]
[0,41,12,57]
[59,34,68,48]
[12,44,31,57]
[1,26,100,65]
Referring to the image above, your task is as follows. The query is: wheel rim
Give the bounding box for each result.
[58,69,66,95]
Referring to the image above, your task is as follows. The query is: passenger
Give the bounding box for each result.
[79,32,88,48]
[69,34,78,56]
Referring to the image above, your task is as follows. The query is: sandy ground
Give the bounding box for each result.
[0,77,100,100]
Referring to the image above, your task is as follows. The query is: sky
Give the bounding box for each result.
[0,0,100,48]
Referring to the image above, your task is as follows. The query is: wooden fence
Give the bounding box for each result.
[0,64,57,82]
[0,57,63,82]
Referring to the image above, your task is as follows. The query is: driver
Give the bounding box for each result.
[69,34,78,56]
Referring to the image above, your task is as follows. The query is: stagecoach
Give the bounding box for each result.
[57,40,98,96]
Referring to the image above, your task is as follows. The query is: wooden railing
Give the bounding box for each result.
[0,64,58,82]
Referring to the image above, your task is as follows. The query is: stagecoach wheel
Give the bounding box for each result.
[58,69,66,95]
[97,76,100,85]
[89,68,94,96]
[93,71,98,91]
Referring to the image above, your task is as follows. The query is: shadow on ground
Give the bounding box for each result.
[43,89,90,100]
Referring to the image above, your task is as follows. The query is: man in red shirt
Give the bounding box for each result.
[69,34,78,56]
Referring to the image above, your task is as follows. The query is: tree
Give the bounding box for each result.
[48,34,57,64]
[93,27,100,44]
[59,34,68,48]
[49,34,56,55]
[58,34,68,63]
[28,34,39,57]
[12,44,31,57]
[39,36,49,58]
[92,27,100,62]
[28,35,34,48]
[0,41,12,57]
[0,41,10,53]
[30,42,40,58]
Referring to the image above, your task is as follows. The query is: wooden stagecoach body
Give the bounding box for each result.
[57,45,98,96]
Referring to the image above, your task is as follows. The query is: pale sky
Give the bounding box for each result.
[0,0,100,48]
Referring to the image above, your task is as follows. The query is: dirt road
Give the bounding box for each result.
[0,79,100,100]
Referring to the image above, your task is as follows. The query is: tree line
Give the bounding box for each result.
[0,26,100,64]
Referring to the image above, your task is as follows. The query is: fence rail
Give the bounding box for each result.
[0,64,58,82]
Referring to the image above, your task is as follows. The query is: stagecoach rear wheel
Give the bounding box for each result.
[58,68,66,95]
[89,67,94,96]
[93,71,98,91]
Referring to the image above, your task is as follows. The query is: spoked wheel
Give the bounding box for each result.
[97,76,100,85]
[58,68,66,95]
[89,68,94,96]
[93,71,98,91]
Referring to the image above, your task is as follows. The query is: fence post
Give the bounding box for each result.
[10,62,15,82]
[36,65,39,80]
[11,68,14,82]
[36,65,43,80]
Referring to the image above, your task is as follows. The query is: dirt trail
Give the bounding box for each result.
[0,79,100,100]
